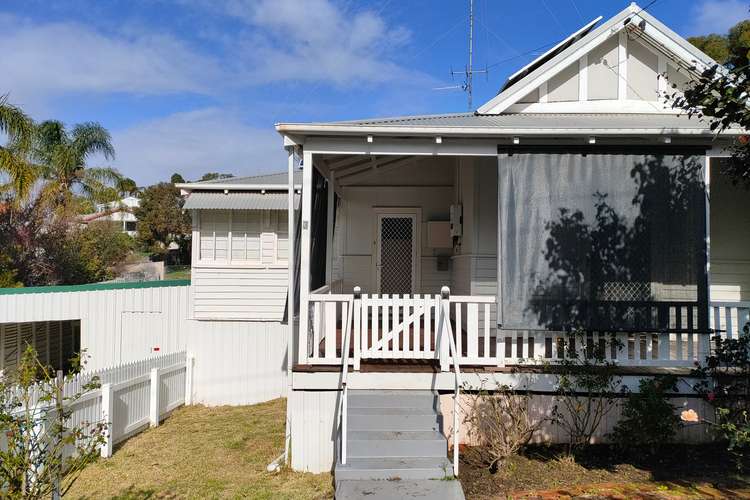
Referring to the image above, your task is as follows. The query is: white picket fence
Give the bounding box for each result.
[1,351,193,459]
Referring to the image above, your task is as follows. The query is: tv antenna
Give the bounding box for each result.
[450,0,487,111]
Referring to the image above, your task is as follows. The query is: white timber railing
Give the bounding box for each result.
[337,288,357,466]
[438,286,462,477]
[304,287,749,368]
[1,351,194,459]
[710,301,750,340]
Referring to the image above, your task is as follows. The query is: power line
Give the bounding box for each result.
[569,0,584,22]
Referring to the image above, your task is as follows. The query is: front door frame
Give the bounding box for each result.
[373,207,422,294]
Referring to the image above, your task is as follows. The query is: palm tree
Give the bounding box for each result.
[0,96,36,202]
[34,120,122,212]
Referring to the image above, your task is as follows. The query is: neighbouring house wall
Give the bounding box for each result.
[336,158,455,294]
[191,267,288,321]
[186,320,288,406]
[192,208,289,321]
[710,160,750,302]
[0,283,289,407]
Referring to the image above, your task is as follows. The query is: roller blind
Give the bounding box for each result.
[497,152,708,331]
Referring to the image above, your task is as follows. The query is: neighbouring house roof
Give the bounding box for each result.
[182,191,299,210]
[0,279,190,295]
[80,206,132,223]
[277,112,724,136]
[177,171,301,191]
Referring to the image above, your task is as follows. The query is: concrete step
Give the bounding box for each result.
[348,390,437,409]
[335,457,453,481]
[347,430,446,458]
[335,479,465,500]
[348,407,442,432]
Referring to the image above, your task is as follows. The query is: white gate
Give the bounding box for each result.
[361,294,440,360]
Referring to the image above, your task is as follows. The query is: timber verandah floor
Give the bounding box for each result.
[295,319,696,376]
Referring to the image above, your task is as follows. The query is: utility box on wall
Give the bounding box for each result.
[427,221,452,248]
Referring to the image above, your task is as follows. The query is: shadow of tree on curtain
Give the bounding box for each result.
[527,155,707,333]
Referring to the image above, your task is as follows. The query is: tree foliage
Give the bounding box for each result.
[0,346,107,498]
[688,20,750,68]
[134,182,191,260]
[674,19,750,187]
[0,95,36,202]
[33,120,122,214]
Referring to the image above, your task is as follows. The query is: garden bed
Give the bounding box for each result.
[460,444,750,499]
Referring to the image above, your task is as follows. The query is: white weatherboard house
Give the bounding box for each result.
[273,4,750,483]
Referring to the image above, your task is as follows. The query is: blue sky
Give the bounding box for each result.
[1,0,747,184]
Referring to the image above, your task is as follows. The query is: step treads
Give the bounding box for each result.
[334,479,465,500]
[348,430,443,441]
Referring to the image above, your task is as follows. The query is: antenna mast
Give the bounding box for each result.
[451,0,487,111]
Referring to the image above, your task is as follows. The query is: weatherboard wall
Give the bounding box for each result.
[0,282,288,406]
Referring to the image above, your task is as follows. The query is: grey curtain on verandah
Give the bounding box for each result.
[497,151,708,332]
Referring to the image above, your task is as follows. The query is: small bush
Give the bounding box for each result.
[611,375,681,457]
[690,325,750,471]
[553,329,622,454]
[461,382,546,473]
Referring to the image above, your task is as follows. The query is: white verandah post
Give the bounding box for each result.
[298,149,314,366]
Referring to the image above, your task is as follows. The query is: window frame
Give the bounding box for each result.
[195,209,289,269]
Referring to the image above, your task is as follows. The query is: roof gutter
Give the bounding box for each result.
[275,123,741,137]
[175,183,301,191]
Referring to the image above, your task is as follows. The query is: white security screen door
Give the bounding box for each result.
[376,212,418,294]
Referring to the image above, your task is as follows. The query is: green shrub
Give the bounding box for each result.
[611,375,681,457]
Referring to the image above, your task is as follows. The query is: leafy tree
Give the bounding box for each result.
[688,20,750,67]
[673,19,750,187]
[0,346,106,498]
[198,172,233,182]
[134,182,191,260]
[0,96,36,202]
[33,120,122,213]
[64,221,135,283]
[170,173,185,184]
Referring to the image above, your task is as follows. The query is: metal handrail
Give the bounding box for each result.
[440,286,462,478]
[339,287,358,466]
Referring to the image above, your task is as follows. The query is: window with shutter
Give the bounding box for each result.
[197,208,289,266]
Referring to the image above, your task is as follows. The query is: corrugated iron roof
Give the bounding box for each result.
[183,191,299,210]
[323,112,712,130]
[191,171,301,186]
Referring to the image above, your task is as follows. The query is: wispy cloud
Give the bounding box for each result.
[688,0,749,35]
[193,0,422,87]
[110,108,286,185]
[0,13,222,110]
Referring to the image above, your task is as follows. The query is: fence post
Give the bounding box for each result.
[100,384,113,458]
[185,353,195,405]
[440,286,450,372]
[149,368,160,427]
[353,287,361,372]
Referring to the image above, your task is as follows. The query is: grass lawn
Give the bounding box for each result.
[461,444,750,499]
[69,399,332,500]
[164,265,191,280]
